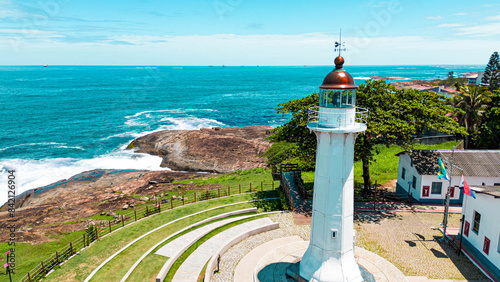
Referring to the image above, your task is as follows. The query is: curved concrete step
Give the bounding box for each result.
[154,213,261,282]
[172,217,278,282]
[232,236,304,282]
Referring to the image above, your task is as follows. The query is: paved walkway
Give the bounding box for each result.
[282,172,461,227]
[232,235,408,282]
[172,217,275,282]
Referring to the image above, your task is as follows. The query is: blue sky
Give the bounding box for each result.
[1,0,500,65]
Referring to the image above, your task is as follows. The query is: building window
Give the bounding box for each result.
[494,183,500,186]
[473,211,481,234]
[498,233,500,253]
[401,168,406,180]
[483,237,490,255]
[412,176,416,189]
[431,182,442,194]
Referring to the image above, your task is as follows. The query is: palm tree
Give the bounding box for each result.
[453,84,491,148]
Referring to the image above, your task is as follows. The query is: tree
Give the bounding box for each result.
[482,51,500,90]
[477,90,500,149]
[452,84,491,148]
[267,93,318,170]
[267,80,464,193]
[355,80,463,192]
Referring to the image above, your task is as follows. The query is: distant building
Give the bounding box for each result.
[458,185,500,281]
[465,71,485,85]
[419,86,461,98]
[395,150,500,204]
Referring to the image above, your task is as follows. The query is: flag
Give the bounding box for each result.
[460,175,476,199]
[437,157,450,181]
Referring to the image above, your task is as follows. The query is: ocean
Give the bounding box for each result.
[0,64,484,204]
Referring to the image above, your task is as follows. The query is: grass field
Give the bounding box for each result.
[353,141,460,186]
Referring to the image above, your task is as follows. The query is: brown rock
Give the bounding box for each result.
[128,125,273,173]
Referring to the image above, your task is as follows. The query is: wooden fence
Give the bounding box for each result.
[19,181,277,282]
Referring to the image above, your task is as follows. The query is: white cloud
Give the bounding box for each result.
[453,12,468,16]
[455,22,500,37]
[436,23,465,28]
[426,16,445,20]
[1,32,499,65]
[486,15,500,21]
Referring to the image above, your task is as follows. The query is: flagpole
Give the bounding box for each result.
[442,146,455,241]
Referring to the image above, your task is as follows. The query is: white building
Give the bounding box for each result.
[459,186,500,281]
[466,71,485,85]
[396,150,500,204]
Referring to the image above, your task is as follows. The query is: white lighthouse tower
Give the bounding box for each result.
[298,54,367,282]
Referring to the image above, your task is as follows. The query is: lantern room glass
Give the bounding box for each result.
[319,89,356,108]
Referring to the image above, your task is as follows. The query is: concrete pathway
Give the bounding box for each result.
[172,217,274,282]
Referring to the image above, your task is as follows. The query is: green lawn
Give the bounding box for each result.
[353,141,460,186]
[4,192,277,282]
[171,167,276,187]
[298,141,460,188]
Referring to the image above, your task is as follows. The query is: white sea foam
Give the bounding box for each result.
[353,77,372,80]
[0,150,168,206]
[0,115,226,205]
[0,142,73,152]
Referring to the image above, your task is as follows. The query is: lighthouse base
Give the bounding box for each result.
[286,261,374,282]
[298,246,363,282]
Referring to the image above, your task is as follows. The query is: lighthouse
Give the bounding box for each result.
[298,55,367,281]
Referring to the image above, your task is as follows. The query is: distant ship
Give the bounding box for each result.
[44,64,48,67]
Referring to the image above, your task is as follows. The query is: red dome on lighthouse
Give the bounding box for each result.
[319,56,357,90]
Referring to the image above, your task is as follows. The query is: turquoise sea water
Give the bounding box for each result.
[0,64,484,203]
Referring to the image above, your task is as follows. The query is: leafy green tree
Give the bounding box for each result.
[482,51,500,90]
[355,80,463,192]
[452,84,491,148]
[477,90,500,149]
[267,80,464,193]
[267,93,318,170]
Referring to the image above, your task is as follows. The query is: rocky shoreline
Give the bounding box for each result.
[127,125,273,173]
[0,125,273,244]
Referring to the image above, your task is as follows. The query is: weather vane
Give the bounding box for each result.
[334,29,346,56]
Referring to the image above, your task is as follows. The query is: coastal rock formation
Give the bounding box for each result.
[0,169,200,244]
[128,125,273,173]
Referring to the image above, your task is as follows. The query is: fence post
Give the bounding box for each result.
[171,199,173,209]
[272,181,274,189]
[28,271,32,282]
[183,197,185,205]
[109,221,112,234]
[96,226,99,240]
[56,251,60,265]
[194,193,197,203]
[70,242,74,256]
[158,202,161,213]
[134,210,137,221]
[146,206,149,216]
[250,183,252,192]
[239,184,241,194]
[261,181,263,191]
[41,260,46,275]
[83,234,86,247]
[228,186,230,196]
[121,215,124,227]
